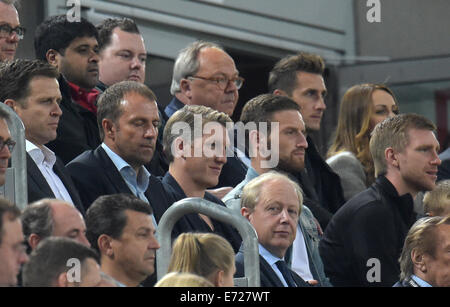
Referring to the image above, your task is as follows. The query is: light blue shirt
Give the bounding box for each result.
[101,143,157,227]
[259,244,289,287]
[411,274,432,287]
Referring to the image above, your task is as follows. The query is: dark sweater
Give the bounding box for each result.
[319,176,416,287]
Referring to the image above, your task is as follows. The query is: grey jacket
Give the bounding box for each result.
[326,151,367,201]
[223,167,332,287]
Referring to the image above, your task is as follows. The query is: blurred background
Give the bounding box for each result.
[15,0,450,154]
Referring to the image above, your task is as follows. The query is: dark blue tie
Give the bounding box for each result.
[276,260,297,287]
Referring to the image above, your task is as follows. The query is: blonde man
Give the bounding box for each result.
[320,113,441,286]
[394,215,450,287]
[155,105,241,252]
[423,180,450,217]
[237,172,309,287]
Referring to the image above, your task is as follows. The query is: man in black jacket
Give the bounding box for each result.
[34,15,101,164]
[319,114,441,286]
[156,105,242,252]
[269,52,345,229]
[0,59,84,214]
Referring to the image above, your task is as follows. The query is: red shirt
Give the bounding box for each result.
[67,81,100,114]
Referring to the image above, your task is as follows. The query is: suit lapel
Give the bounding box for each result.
[26,153,55,197]
[95,146,134,194]
[259,256,285,287]
[53,158,85,215]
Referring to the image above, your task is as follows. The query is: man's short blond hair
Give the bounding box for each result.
[241,171,303,214]
[162,105,232,163]
[398,215,450,281]
[369,113,436,177]
[423,180,450,216]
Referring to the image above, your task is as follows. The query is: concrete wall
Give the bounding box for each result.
[354,0,450,60]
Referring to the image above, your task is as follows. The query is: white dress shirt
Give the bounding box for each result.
[291,224,314,281]
[26,140,74,205]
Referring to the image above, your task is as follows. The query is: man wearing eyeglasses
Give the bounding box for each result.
[167,41,242,118]
[0,108,14,186]
[0,0,22,62]
[166,41,248,190]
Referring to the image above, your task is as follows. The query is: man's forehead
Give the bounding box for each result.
[0,3,19,26]
[0,119,11,141]
[406,128,439,148]
[2,217,22,242]
[120,95,158,116]
[111,28,145,49]
[68,36,99,48]
[295,71,326,90]
[124,210,153,230]
[198,47,237,73]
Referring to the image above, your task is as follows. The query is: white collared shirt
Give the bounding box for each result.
[26,140,74,205]
[291,224,314,281]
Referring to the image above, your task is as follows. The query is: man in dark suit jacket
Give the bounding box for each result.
[26,155,84,215]
[0,59,84,215]
[156,105,242,252]
[235,172,310,287]
[66,81,169,212]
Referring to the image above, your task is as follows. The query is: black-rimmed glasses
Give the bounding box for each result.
[0,24,26,40]
[0,139,16,153]
[188,75,244,90]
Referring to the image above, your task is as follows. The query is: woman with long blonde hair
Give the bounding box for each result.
[167,232,236,287]
[327,83,399,201]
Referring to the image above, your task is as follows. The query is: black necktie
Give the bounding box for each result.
[276,260,297,287]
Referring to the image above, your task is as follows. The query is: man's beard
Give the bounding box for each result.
[274,155,305,176]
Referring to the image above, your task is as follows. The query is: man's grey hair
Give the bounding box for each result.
[170,41,223,95]
[0,0,18,6]
[21,199,54,243]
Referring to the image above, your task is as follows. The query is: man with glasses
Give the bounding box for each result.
[166,41,247,189]
[0,108,14,186]
[0,0,22,62]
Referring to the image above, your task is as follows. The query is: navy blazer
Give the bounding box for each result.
[26,153,85,216]
[152,172,242,253]
[66,146,170,212]
[235,245,309,287]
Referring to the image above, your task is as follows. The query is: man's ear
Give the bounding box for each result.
[411,249,427,273]
[273,89,287,97]
[98,234,114,257]
[46,49,60,68]
[385,147,399,168]
[28,234,41,251]
[4,99,19,112]
[173,137,189,160]
[248,130,260,156]
[179,79,192,100]
[56,271,70,287]
[102,119,116,141]
[214,270,225,287]
[241,206,251,220]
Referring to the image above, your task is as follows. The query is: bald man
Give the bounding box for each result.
[21,198,90,251]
